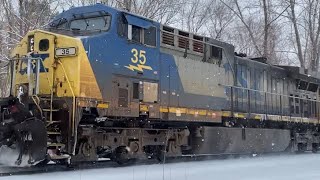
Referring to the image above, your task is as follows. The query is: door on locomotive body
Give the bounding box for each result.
[234,62,249,113]
[109,12,160,119]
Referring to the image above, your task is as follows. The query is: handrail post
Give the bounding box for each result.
[58,60,76,136]
[9,59,14,96]
[230,87,234,117]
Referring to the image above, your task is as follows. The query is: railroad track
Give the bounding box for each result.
[0,152,305,177]
[0,164,66,176]
[0,161,116,177]
[0,158,163,177]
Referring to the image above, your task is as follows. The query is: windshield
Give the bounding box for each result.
[70,15,111,31]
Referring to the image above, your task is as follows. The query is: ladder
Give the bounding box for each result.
[31,96,65,145]
[27,57,72,162]
[32,95,68,161]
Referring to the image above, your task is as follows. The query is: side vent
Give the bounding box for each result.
[178,31,189,49]
[162,26,174,46]
[193,35,203,53]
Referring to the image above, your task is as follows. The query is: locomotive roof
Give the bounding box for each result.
[51,4,234,49]
[236,55,320,84]
[51,4,320,84]
[51,4,156,28]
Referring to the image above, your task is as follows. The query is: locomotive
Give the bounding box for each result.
[0,4,319,166]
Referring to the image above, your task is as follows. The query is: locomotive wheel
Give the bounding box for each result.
[74,138,97,162]
[312,143,318,153]
[79,140,94,157]
[155,146,166,162]
[112,147,130,165]
[35,154,51,167]
[297,143,307,153]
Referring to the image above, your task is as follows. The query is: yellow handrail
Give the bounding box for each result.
[57,60,76,137]
[38,57,54,123]
[31,95,43,118]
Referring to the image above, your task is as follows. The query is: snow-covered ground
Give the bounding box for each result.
[2,153,320,180]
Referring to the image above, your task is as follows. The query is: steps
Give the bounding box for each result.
[47,131,61,135]
[34,96,68,161]
[43,109,60,112]
[47,143,65,147]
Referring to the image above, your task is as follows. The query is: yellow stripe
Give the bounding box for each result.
[177,108,187,114]
[234,113,245,118]
[159,106,223,118]
[187,109,195,115]
[207,111,220,118]
[169,107,177,113]
[140,105,149,111]
[160,107,168,113]
[254,115,261,120]
[97,103,109,109]
[169,107,188,114]
[198,110,207,116]
[222,111,231,117]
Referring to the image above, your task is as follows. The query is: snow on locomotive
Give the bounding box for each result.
[0,4,319,166]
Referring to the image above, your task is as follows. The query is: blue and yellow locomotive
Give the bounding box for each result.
[0,4,319,166]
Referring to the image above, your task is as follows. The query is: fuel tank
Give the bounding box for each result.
[190,127,291,155]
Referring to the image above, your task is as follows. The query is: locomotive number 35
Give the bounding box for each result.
[131,48,146,65]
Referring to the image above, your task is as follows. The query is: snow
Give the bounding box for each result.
[0,146,31,167]
[2,153,320,180]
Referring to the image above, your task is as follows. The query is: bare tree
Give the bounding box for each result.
[0,0,56,96]
[205,0,235,40]
[178,0,213,33]
[219,0,289,63]
[279,0,320,70]
[286,0,305,69]
[305,0,320,71]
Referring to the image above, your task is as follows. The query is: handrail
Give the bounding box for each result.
[31,95,44,120]
[220,84,320,102]
[57,60,76,137]
[38,57,54,123]
[8,57,56,123]
[8,57,53,95]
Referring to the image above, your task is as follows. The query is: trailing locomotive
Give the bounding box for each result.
[0,4,319,166]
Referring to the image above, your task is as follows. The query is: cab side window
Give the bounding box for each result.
[118,14,157,47]
[128,25,156,47]
[131,25,141,43]
[118,14,128,37]
[144,26,156,47]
